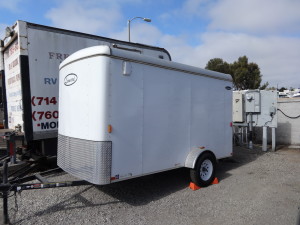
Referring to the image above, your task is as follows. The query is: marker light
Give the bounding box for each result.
[108,124,112,133]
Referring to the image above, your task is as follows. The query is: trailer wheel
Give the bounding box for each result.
[190,152,216,187]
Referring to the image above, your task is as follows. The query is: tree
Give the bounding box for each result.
[259,82,269,90]
[205,56,268,90]
[266,86,277,90]
[205,58,231,74]
[278,87,287,92]
[231,56,262,90]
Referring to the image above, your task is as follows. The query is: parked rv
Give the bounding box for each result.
[278,92,289,98]
[293,92,300,98]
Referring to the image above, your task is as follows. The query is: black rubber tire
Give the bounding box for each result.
[190,152,216,187]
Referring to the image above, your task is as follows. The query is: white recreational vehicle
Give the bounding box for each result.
[58,45,233,187]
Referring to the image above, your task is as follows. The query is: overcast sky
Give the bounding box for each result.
[1,0,300,88]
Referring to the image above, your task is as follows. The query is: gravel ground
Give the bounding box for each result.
[1,146,300,225]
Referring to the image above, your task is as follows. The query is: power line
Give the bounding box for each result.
[277,108,300,119]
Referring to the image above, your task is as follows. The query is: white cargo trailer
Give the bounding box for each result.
[0,20,171,155]
[58,45,233,187]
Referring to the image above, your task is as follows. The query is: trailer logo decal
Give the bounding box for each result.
[64,73,78,86]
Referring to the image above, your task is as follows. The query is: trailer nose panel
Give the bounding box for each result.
[57,134,112,185]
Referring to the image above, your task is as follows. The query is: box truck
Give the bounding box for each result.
[0,20,171,155]
[58,45,233,187]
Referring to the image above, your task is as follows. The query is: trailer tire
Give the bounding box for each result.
[190,152,216,187]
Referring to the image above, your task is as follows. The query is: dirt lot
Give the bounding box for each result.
[1,145,300,225]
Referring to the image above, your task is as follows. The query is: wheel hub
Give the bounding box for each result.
[199,159,213,181]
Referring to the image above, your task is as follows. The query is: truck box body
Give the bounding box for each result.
[58,46,233,185]
[0,21,171,154]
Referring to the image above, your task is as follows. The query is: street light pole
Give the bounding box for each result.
[128,19,131,42]
[128,17,151,42]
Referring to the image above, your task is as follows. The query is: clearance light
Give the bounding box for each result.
[108,124,112,133]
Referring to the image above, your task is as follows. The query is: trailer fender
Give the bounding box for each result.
[185,149,216,169]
